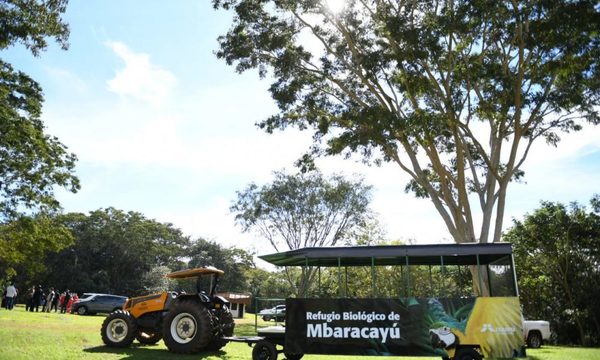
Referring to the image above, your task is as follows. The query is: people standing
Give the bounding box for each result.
[51,290,60,312]
[25,286,34,311]
[43,288,55,312]
[60,290,71,314]
[5,282,17,310]
[32,285,43,312]
[66,292,78,313]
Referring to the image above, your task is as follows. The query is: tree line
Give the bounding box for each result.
[1,207,295,301]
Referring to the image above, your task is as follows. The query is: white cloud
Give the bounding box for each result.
[105,41,177,106]
[41,41,600,253]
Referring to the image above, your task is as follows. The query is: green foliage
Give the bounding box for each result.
[0,60,80,218]
[232,170,373,251]
[140,265,176,294]
[0,0,78,277]
[0,0,77,220]
[246,267,295,299]
[505,196,600,345]
[187,237,255,293]
[215,0,600,245]
[0,213,73,277]
[0,0,70,55]
[42,208,190,296]
[314,259,475,299]
[231,169,373,296]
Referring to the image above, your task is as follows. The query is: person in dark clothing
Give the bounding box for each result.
[25,287,34,311]
[60,290,71,314]
[51,290,60,312]
[32,285,43,312]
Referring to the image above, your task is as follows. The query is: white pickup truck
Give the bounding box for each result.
[523,320,551,348]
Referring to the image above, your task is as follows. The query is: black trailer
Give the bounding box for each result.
[234,243,526,360]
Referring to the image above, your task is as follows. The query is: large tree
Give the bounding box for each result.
[504,197,600,345]
[1,0,78,219]
[231,170,373,296]
[43,208,190,296]
[0,0,79,277]
[214,0,599,250]
[0,213,73,278]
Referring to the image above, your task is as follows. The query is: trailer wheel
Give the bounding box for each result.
[284,353,303,360]
[253,340,278,360]
[101,310,137,348]
[162,300,212,353]
[454,347,482,360]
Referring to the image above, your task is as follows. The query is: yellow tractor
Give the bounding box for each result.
[100,266,234,354]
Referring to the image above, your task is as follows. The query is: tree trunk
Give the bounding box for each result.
[470,265,490,297]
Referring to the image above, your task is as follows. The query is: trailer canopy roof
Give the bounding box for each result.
[259,243,513,267]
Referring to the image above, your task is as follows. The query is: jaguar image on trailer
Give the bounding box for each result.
[241,243,526,360]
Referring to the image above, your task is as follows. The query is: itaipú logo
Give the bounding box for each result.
[480,324,517,334]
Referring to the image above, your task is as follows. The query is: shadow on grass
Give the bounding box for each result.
[83,344,233,360]
[525,346,560,360]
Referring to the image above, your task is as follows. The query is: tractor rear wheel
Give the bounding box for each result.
[136,330,162,345]
[206,306,235,351]
[162,300,212,353]
[101,310,137,348]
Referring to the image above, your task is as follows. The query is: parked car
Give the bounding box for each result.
[258,304,286,321]
[523,320,551,348]
[71,293,127,315]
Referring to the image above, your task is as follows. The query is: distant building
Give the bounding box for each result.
[217,292,251,318]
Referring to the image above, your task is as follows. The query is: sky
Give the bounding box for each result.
[4,1,600,263]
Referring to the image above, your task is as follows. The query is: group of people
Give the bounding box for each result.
[2,283,79,314]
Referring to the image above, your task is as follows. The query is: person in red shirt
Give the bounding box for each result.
[58,292,66,310]
[66,293,78,313]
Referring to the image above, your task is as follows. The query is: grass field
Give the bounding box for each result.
[1,305,599,360]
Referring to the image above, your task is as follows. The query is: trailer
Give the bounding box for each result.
[239,243,526,360]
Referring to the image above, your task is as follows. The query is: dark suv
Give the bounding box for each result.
[71,293,127,315]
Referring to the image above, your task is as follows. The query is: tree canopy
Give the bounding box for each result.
[231,170,373,296]
[1,0,78,220]
[504,197,600,345]
[0,0,78,277]
[187,237,255,293]
[0,213,73,278]
[214,0,600,246]
[42,208,190,296]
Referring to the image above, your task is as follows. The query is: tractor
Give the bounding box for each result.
[100,266,234,354]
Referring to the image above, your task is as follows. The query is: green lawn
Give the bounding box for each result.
[0,305,598,360]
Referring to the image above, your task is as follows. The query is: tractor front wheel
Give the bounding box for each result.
[101,310,137,348]
[162,300,212,353]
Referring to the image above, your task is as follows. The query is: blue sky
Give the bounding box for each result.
[4,1,600,258]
